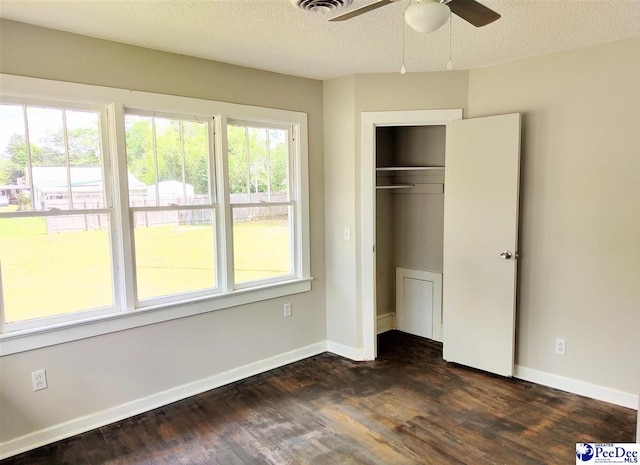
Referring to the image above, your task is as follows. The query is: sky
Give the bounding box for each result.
[0,103,100,158]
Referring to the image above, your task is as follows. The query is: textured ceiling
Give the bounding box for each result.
[1,0,639,80]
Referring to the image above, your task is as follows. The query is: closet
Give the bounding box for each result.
[375,124,446,342]
[364,110,521,378]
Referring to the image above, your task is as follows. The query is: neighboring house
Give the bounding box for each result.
[28,166,147,210]
[0,183,28,204]
[145,180,195,203]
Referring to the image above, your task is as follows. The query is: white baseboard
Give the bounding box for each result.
[326,340,366,361]
[514,365,639,410]
[0,341,327,461]
[377,312,396,334]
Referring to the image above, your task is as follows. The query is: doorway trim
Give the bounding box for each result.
[360,109,462,360]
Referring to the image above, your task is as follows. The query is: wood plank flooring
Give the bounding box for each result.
[3,331,636,464]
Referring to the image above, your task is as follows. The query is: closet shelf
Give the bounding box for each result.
[376,166,444,172]
[376,184,415,190]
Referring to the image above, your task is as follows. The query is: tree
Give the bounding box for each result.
[269,129,288,197]
[0,159,11,185]
[124,116,210,196]
[68,127,101,166]
[226,125,289,197]
[2,133,29,184]
[1,118,287,200]
[155,119,183,183]
[183,120,209,195]
[1,127,103,184]
[36,130,66,166]
[125,117,155,185]
[227,125,249,194]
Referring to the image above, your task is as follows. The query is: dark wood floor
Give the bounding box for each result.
[3,331,636,465]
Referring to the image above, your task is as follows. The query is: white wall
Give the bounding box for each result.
[0,19,327,450]
[467,37,640,397]
[323,76,360,352]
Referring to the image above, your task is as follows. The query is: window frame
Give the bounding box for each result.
[0,74,312,356]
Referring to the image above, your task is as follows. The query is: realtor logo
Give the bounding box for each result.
[577,444,595,462]
[576,443,640,464]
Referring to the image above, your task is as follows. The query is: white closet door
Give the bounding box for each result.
[443,113,521,377]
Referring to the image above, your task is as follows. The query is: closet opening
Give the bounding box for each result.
[360,109,462,360]
[375,125,446,345]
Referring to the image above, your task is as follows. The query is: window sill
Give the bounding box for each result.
[0,278,313,356]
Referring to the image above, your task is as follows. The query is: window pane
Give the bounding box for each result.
[66,110,105,208]
[27,107,66,167]
[27,107,67,211]
[125,115,211,208]
[125,114,154,206]
[0,215,114,323]
[248,127,268,199]
[227,124,290,204]
[183,120,210,204]
[227,124,249,197]
[0,104,30,208]
[133,209,216,301]
[0,105,105,212]
[269,128,289,200]
[233,206,292,284]
[155,117,180,189]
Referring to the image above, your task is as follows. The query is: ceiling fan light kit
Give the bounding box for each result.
[405,0,451,33]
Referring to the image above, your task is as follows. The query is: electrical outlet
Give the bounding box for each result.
[555,338,566,356]
[32,369,47,391]
[283,302,292,318]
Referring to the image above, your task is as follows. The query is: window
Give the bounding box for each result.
[0,75,310,351]
[0,100,117,330]
[124,112,217,304]
[227,122,295,287]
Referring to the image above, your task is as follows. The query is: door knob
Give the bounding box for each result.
[500,250,513,260]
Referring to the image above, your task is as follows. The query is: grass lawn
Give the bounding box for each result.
[0,212,290,323]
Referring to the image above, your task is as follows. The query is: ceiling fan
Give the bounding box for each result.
[329,0,500,33]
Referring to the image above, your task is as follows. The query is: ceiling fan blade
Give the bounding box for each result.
[447,0,500,27]
[329,0,395,22]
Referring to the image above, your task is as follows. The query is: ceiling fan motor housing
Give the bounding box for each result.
[292,0,353,14]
